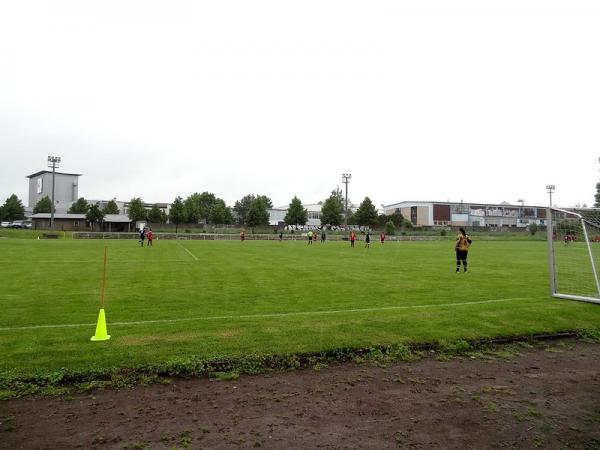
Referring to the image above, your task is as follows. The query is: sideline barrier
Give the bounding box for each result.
[72,232,451,241]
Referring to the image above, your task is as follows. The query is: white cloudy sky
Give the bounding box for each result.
[1,0,599,209]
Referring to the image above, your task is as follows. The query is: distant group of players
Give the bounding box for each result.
[243,227,473,273]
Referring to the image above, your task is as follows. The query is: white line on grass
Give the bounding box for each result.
[177,242,199,261]
[0,297,535,331]
[0,259,192,265]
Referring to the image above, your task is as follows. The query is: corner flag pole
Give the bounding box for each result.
[100,245,107,309]
[91,245,111,341]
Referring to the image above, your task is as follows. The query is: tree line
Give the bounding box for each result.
[0,190,408,232]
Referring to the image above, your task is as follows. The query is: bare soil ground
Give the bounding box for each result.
[1,339,600,450]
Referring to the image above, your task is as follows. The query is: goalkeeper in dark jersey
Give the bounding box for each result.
[455,227,472,272]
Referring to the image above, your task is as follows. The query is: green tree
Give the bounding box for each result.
[234,194,273,225]
[147,204,165,223]
[182,192,219,224]
[330,186,352,224]
[1,194,26,221]
[33,195,54,214]
[197,192,217,223]
[389,211,406,228]
[209,199,234,225]
[385,220,396,235]
[127,198,147,222]
[183,195,201,224]
[595,182,600,208]
[284,196,308,225]
[86,203,105,232]
[354,197,378,227]
[377,213,389,228]
[246,197,270,228]
[168,196,186,233]
[68,197,89,214]
[320,191,344,227]
[234,195,254,225]
[256,195,273,209]
[102,199,120,215]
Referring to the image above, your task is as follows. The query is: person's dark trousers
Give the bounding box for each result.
[456,249,468,272]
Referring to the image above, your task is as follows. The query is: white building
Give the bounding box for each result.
[269,203,359,228]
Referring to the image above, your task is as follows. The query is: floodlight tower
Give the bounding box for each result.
[546,185,555,207]
[342,173,351,227]
[48,156,61,230]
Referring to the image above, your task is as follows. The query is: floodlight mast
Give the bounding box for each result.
[342,173,351,227]
[546,185,555,207]
[47,156,61,230]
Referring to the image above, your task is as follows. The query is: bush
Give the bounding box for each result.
[528,223,538,236]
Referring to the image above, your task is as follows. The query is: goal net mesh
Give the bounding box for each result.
[549,207,600,302]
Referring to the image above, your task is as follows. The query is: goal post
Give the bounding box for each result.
[547,207,600,304]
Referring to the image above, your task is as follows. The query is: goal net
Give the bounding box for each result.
[547,207,600,304]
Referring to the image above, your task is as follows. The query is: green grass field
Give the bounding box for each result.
[1,238,600,381]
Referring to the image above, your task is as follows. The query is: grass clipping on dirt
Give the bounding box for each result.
[1,329,598,400]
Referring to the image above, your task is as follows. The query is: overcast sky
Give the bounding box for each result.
[1,1,599,210]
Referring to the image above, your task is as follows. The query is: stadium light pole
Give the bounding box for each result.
[342,173,351,227]
[546,185,555,207]
[48,156,61,230]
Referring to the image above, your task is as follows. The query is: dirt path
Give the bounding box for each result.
[1,339,599,449]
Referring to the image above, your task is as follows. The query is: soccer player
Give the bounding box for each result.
[139,227,146,247]
[146,228,153,246]
[240,230,245,242]
[455,227,472,272]
[307,230,313,245]
[350,230,356,248]
[380,231,385,245]
[365,231,371,248]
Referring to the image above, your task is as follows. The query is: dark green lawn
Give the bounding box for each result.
[1,238,599,377]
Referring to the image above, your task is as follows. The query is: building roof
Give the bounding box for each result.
[26,171,82,178]
[383,200,543,209]
[31,213,86,219]
[104,214,132,223]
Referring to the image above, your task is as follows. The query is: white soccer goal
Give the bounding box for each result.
[547,207,600,304]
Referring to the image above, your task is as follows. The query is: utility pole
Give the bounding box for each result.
[342,173,351,227]
[48,156,61,230]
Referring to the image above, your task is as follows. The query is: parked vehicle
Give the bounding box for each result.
[0,221,10,228]
[8,221,28,229]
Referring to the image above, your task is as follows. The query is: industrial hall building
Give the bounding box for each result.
[382,201,547,228]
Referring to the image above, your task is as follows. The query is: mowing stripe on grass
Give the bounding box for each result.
[177,242,199,261]
[0,297,537,331]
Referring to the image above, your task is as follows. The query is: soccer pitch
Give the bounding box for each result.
[1,238,600,378]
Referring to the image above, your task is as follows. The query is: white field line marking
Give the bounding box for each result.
[0,297,534,331]
[177,242,198,261]
[0,259,191,265]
